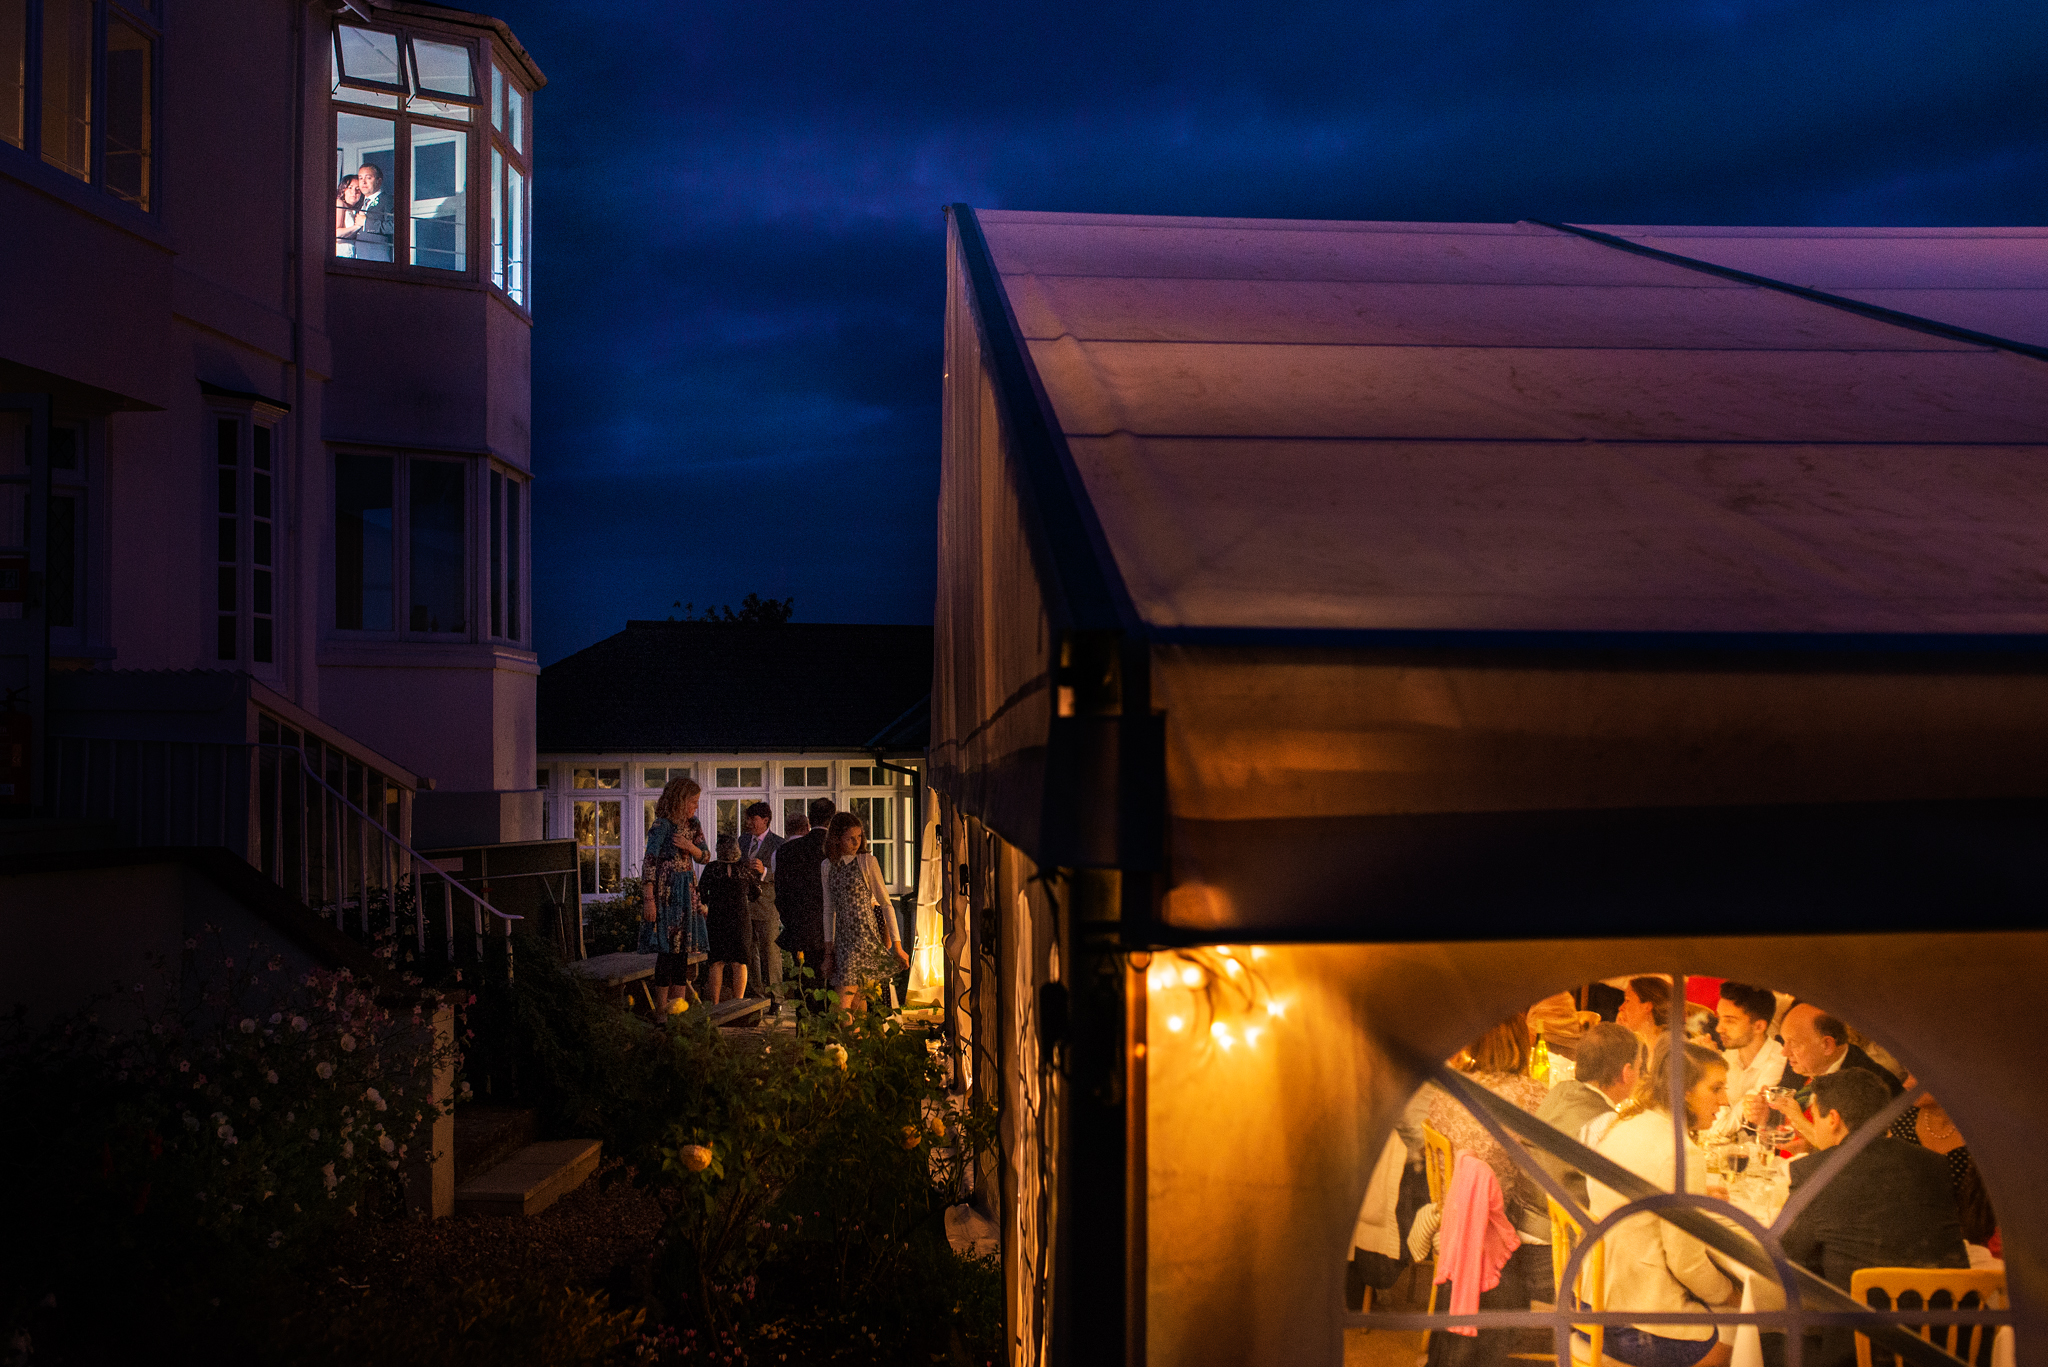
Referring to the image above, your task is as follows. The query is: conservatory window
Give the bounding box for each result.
[782,765,830,788]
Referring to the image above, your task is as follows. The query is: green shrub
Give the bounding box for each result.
[580,882,644,956]
[0,925,462,1348]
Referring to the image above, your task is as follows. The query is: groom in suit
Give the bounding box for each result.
[738,802,784,995]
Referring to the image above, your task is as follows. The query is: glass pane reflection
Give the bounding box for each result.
[410,126,467,270]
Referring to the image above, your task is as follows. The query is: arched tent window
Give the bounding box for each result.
[1141,955,2013,1367]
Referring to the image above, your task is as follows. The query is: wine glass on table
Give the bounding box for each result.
[1762,1087,1799,1150]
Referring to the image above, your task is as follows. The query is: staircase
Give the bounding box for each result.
[452,1106,602,1217]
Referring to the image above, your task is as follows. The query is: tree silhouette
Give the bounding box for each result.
[668,593,795,624]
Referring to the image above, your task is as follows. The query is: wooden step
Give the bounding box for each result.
[453,1105,537,1182]
[454,1138,601,1217]
[707,996,770,1028]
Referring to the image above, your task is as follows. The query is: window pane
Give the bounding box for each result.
[536,767,549,789]
[253,426,271,472]
[410,127,467,271]
[596,800,620,846]
[335,26,404,90]
[489,469,503,637]
[39,0,88,180]
[407,459,464,632]
[782,766,802,787]
[46,495,74,627]
[105,21,151,209]
[783,798,805,831]
[506,478,521,640]
[489,148,504,290]
[808,766,828,786]
[716,767,737,788]
[334,112,395,261]
[597,849,621,894]
[574,799,596,844]
[574,767,620,790]
[740,766,762,788]
[505,164,526,306]
[217,566,236,611]
[507,80,523,153]
[491,62,503,131]
[716,799,739,838]
[0,0,23,149]
[48,425,77,470]
[217,616,236,661]
[334,454,393,631]
[644,797,659,832]
[578,847,595,895]
[410,37,474,101]
[253,616,273,664]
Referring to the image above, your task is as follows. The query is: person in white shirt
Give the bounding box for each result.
[819,811,908,1015]
[1708,981,1784,1138]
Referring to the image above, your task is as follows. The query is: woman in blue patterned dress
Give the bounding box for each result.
[640,775,708,1012]
[819,811,908,1015]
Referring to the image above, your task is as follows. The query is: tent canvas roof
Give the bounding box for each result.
[976,212,2048,638]
[936,210,2048,937]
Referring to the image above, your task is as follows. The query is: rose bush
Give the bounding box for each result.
[0,924,462,1351]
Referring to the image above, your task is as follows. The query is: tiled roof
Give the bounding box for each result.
[538,621,933,754]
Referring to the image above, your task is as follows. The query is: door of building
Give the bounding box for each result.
[0,396,50,814]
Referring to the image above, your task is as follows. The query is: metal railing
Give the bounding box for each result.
[47,734,519,967]
[255,743,520,965]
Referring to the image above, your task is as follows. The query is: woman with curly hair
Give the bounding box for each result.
[640,774,708,1013]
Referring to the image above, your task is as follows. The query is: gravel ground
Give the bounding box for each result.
[315,1167,665,1295]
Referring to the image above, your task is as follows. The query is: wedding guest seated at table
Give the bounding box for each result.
[1535,1022,1640,1204]
[1891,1076,1998,1249]
[1765,1069,1969,1367]
[1616,976,1673,1050]
[1708,982,1784,1137]
[1586,1039,1739,1367]
[1423,1017,1552,1367]
[1747,1003,1901,1148]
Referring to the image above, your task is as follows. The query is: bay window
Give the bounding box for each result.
[334,451,527,642]
[330,19,529,297]
[0,0,157,212]
[331,21,481,273]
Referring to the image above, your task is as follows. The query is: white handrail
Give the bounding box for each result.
[255,742,520,955]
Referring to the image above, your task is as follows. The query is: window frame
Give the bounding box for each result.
[328,18,487,283]
[208,401,287,677]
[0,0,161,220]
[329,448,486,644]
[484,461,526,644]
[484,47,531,312]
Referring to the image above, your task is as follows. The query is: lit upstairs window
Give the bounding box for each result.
[331,22,484,273]
[0,0,158,213]
[486,56,530,308]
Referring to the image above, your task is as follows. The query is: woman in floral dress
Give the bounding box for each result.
[819,811,908,1015]
[640,775,708,1013]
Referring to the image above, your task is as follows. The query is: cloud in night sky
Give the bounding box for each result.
[482,0,2048,661]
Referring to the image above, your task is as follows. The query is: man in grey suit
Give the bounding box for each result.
[1534,1022,1642,1205]
[738,802,784,997]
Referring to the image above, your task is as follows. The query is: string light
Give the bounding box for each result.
[1210,1022,1235,1050]
[1179,964,1204,988]
[1166,1015,1186,1033]
[1143,947,1280,1059]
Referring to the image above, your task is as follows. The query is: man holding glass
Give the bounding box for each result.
[1747,1002,1902,1149]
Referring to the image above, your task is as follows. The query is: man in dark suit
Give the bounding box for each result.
[771,796,835,1006]
[1769,1068,1969,1367]
[738,801,784,998]
[1534,1022,1639,1205]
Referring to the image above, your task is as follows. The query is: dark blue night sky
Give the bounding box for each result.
[488,0,2048,663]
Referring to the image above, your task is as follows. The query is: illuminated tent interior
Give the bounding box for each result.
[929,209,2048,1366]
